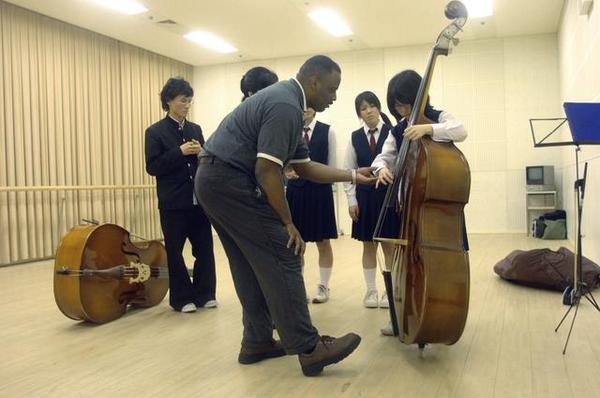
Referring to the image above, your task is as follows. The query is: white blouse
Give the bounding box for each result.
[343,120,385,207]
[371,111,467,176]
[344,111,467,208]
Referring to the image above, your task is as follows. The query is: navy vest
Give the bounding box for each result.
[352,124,392,192]
[287,121,330,188]
[390,108,443,151]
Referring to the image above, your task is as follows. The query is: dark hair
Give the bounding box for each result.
[354,91,381,117]
[386,69,433,122]
[354,91,392,125]
[297,55,341,81]
[240,66,279,100]
[160,77,193,112]
[381,112,392,126]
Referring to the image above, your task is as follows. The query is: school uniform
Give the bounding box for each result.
[343,120,401,241]
[371,108,470,250]
[286,119,338,242]
[144,115,216,311]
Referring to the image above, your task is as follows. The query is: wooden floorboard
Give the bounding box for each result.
[1,233,598,398]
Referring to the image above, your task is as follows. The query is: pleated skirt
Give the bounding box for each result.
[351,187,401,242]
[286,183,338,242]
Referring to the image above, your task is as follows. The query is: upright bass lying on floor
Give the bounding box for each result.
[54,223,169,324]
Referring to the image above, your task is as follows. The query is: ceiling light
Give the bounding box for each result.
[184,31,238,54]
[464,0,493,18]
[90,0,148,15]
[308,8,353,37]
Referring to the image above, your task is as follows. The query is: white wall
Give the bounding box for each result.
[192,34,562,235]
[559,0,600,264]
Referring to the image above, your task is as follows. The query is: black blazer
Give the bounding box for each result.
[145,116,204,210]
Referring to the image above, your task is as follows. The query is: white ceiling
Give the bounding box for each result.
[5,0,565,66]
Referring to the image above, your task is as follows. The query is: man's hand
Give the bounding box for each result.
[355,171,377,185]
[376,167,394,188]
[284,166,300,180]
[285,223,306,256]
[357,167,374,177]
[180,140,202,155]
[348,205,359,222]
[403,125,433,141]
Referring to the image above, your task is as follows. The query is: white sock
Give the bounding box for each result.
[319,267,332,288]
[363,268,377,291]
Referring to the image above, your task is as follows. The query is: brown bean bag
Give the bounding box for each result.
[493,247,600,291]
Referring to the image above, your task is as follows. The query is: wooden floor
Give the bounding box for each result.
[2,234,600,398]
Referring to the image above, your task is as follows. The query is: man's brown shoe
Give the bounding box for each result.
[298,333,361,376]
[238,339,286,364]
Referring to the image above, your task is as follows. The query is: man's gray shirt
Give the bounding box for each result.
[202,79,310,176]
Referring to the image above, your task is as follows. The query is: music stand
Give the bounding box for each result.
[530,102,600,354]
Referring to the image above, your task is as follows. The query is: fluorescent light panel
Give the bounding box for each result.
[464,0,493,18]
[184,31,238,54]
[91,0,148,15]
[308,8,353,37]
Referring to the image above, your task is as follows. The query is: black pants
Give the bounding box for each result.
[159,206,216,310]
[195,160,319,354]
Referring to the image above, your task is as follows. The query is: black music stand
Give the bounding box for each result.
[530,102,600,354]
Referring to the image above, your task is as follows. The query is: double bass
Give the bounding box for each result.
[53,223,169,324]
[376,1,470,348]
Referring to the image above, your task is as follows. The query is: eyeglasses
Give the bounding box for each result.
[178,98,194,105]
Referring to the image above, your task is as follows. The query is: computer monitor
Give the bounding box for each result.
[526,165,555,191]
